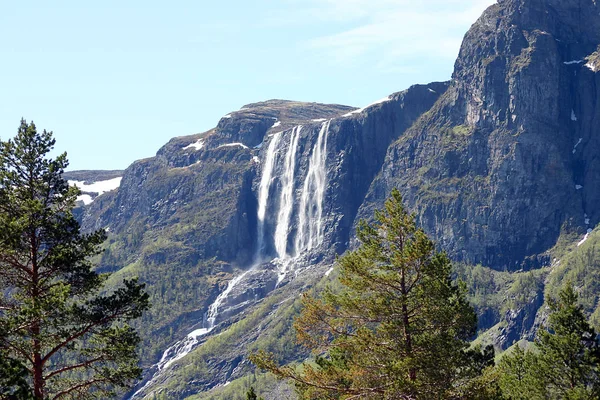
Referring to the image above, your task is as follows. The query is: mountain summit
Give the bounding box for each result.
[364,0,600,269]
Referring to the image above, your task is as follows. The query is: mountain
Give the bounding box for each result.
[362,0,600,271]
[68,0,600,398]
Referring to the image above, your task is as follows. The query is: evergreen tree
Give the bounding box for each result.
[498,285,600,399]
[246,386,263,400]
[252,189,489,399]
[0,349,33,399]
[0,120,150,399]
[497,345,541,400]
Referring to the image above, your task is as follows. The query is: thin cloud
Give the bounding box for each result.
[301,0,497,71]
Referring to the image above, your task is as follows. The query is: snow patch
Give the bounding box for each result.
[76,194,93,205]
[253,156,260,164]
[223,114,232,119]
[578,229,593,247]
[272,121,281,128]
[428,88,436,93]
[183,139,205,151]
[312,118,327,122]
[217,143,249,149]
[325,267,334,277]
[586,62,598,72]
[564,60,583,65]
[69,177,122,197]
[571,110,578,121]
[342,96,392,117]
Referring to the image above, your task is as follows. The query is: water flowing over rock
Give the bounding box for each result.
[80,88,445,398]
[256,131,283,260]
[296,120,331,254]
[274,126,302,258]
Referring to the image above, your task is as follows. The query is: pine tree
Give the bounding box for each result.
[498,285,600,399]
[0,120,150,399]
[252,189,489,399]
[246,386,263,400]
[0,349,33,399]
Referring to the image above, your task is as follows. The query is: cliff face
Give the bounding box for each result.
[362,0,600,270]
[67,0,600,398]
[74,87,445,398]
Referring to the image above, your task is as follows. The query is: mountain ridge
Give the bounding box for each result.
[66,0,600,398]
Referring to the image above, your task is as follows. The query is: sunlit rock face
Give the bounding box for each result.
[362,0,600,270]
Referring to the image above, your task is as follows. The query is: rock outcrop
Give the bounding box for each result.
[362,0,600,270]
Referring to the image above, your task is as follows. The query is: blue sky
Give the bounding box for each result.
[0,0,495,171]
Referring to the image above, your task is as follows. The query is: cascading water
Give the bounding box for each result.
[274,126,302,258]
[129,270,251,399]
[155,270,250,371]
[256,131,283,259]
[256,120,332,284]
[295,120,331,253]
[132,121,333,398]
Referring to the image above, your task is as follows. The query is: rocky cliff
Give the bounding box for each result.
[67,0,600,398]
[362,0,600,270]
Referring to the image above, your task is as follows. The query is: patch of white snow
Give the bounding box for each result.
[76,194,93,205]
[252,156,260,164]
[578,228,593,247]
[217,143,249,149]
[428,88,437,93]
[325,267,334,277]
[342,96,392,117]
[312,118,327,122]
[272,121,281,128]
[69,177,122,197]
[183,139,205,151]
[586,62,598,72]
[223,114,232,119]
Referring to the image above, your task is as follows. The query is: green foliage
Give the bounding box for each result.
[498,285,600,399]
[0,349,33,399]
[0,120,150,399]
[133,284,305,398]
[245,386,264,400]
[252,189,491,399]
[546,228,600,328]
[86,143,255,366]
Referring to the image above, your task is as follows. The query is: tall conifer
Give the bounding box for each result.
[252,189,488,399]
[0,120,149,399]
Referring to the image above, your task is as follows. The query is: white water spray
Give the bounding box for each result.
[256,131,283,259]
[295,120,330,254]
[129,270,252,399]
[133,120,334,398]
[274,126,302,258]
[155,270,250,371]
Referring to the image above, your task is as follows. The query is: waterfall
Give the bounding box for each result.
[155,270,250,372]
[295,120,331,254]
[133,121,334,398]
[273,126,302,258]
[256,131,283,260]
